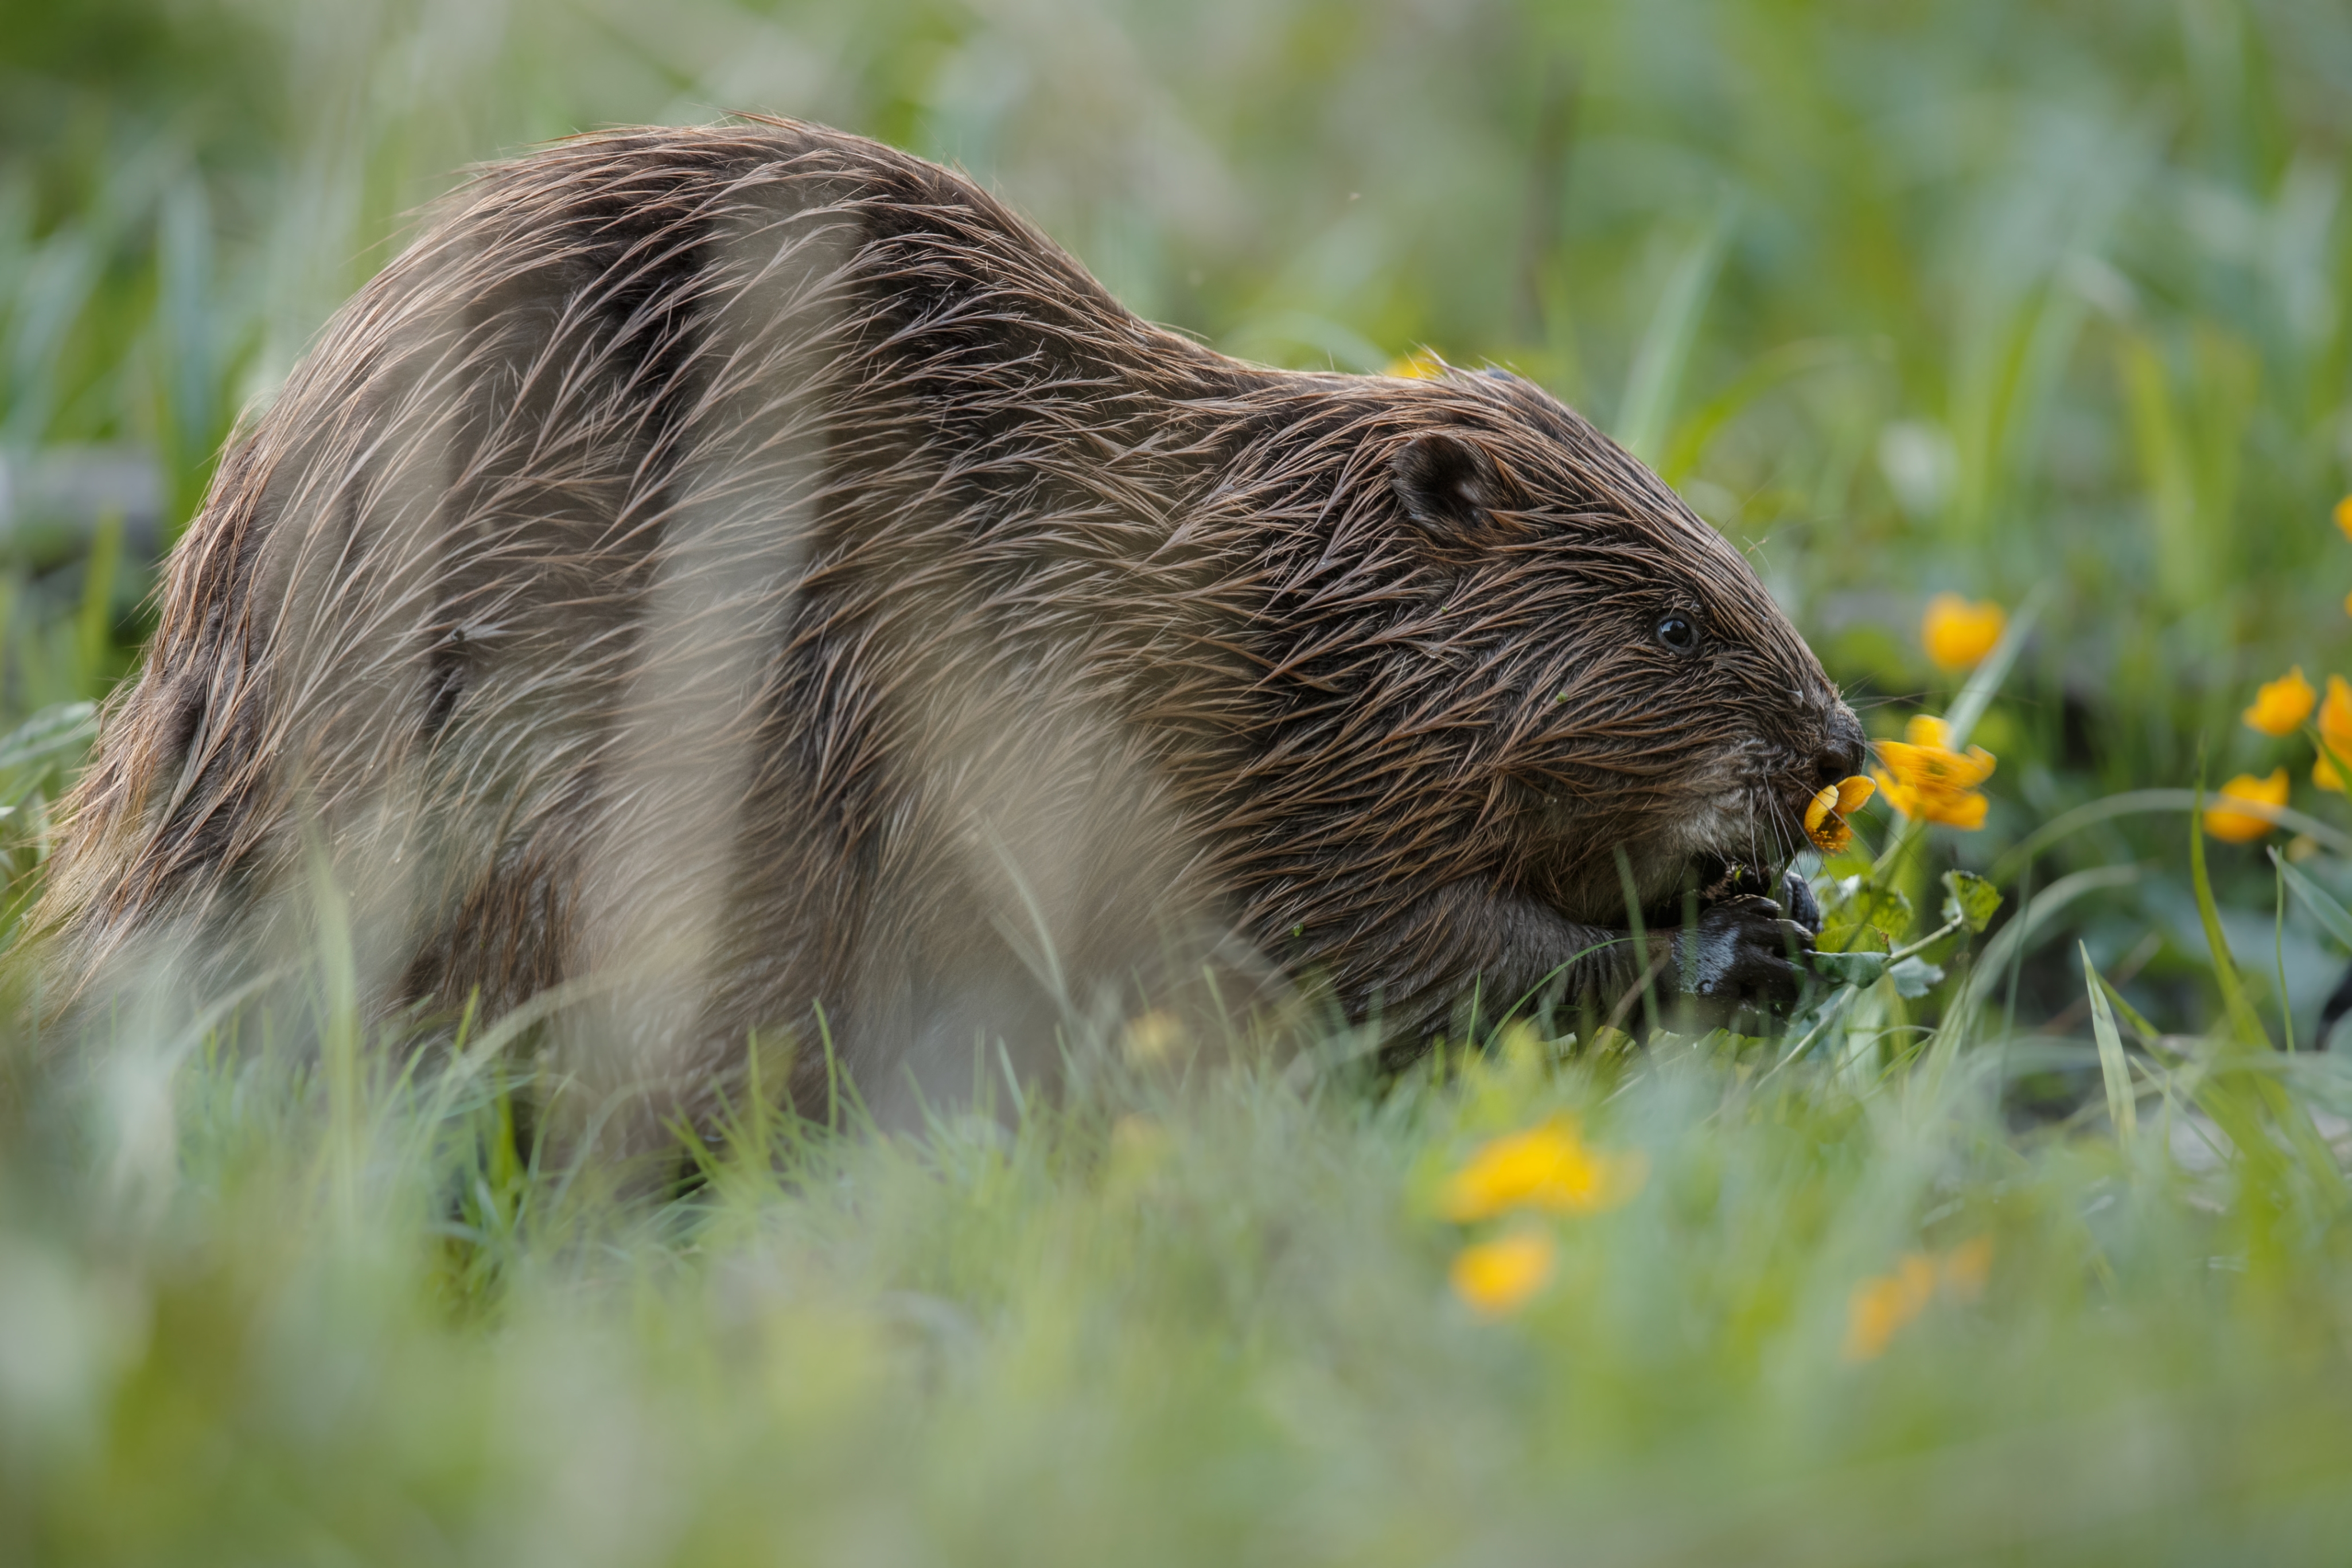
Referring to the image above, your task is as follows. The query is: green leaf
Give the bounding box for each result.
[2273,851,2352,953]
[1817,919,1890,956]
[1886,956,1945,998]
[1809,950,1887,988]
[1940,870,2001,933]
[2082,942,2136,1141]
[1816,875,1910,952]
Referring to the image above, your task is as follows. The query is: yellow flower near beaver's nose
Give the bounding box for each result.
[1450,1231,1556,1318]
[2334,495,2352,542]
[1870,716,1995,830]
[1920,593,2006,671]
[2242,666,2316,736]
[2203,769,2290,844]
[1803,774,1876,853]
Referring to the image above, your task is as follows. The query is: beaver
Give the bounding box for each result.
[38,118,1865,1141]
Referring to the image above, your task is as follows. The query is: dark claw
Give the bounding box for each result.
[1778,867,1823,934]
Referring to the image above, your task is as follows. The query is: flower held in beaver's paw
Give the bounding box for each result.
[1921,594,2006,671]
[1450,1231,1556,1318]
[2204,769,2290,844]
[1804,774,1876,853]
[2242,666,2316,736]
[1870,716,1995,830]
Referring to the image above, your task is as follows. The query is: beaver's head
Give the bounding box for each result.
[1357,369,1866,927]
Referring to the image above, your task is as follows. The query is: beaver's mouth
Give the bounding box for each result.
[1517,776,1823,927]
[1637,785,1823,926]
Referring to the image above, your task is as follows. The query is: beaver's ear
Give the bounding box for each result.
[1390,431,1516,538]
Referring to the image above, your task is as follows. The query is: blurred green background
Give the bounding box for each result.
[8,0,2352,1036]
[9,8,2352,1563]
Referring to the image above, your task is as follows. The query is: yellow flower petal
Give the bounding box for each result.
[2242,666,2316,736]
[2335,495,2352,543]
[1802,774,1874,853]
[1843,1253,1937,1362]
[1439,1120,1646,1221]
[1386,349,1448,380]
[1451,1231,1556,1318]
[1901,714,1950,748]
[2319,754,2345,794]
[1921,594,2006,671]
[1843,1240,1992,1361]
[2320,675,2352,755]
[1939,1235,1993,1301]
[1873,717,1996,830]
[2203,768,2290,844]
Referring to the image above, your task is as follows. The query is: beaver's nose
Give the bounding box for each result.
[1812,711,1867,789]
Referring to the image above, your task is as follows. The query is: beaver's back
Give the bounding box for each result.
[41,121,1282,1138]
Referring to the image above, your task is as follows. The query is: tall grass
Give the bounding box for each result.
[7,0,2352,1558]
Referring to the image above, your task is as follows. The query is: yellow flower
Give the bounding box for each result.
[1439,1119,1648,1222]
[1385,349,1448,380]
[2242,666,2316,736]
[1920,594,2006,671]
[1938,1235,1993,1301]
[2335,495,2352,542]
[1843,1238,1994,1361]
[2318,676,2352,792]
[1450,1231,1556,1318]
[2203,768,2290,844]
[1804,774,1876,853]
[1844,1253,1937,1361]
[1870,715,1995,830]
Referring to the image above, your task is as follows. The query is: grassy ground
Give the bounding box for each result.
[8,0,2352,1560]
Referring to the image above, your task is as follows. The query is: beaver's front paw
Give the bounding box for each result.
[1672,894,1813,1009]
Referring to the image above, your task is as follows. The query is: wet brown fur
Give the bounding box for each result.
[37,119,1862,1135]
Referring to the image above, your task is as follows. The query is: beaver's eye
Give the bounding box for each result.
[1654,612,1700,656]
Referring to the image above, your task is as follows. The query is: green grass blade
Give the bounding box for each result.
[2188,782,2268,1052]
[2082,942,2136,1141]
[2274,851,2352,952]
[1614,201,1734,465]
[1942,583,2046,748]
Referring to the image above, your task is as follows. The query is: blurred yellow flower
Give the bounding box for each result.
[1921,593,2006,671]
[1385,349,1448,380]
[2242,666,2316,736]
[2203,768,2290,844]
[1844,1253,1936,1361]
[2335,495,2352,542]
[1450,1231,1556,1318]
[1939,1235,1992,1301]
[1804,774,1876,853]
[2318,676,2352,791]
[1870,715,1995,830]
[1439,1119,1646,1221]
[1843,1238,1993,1361]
